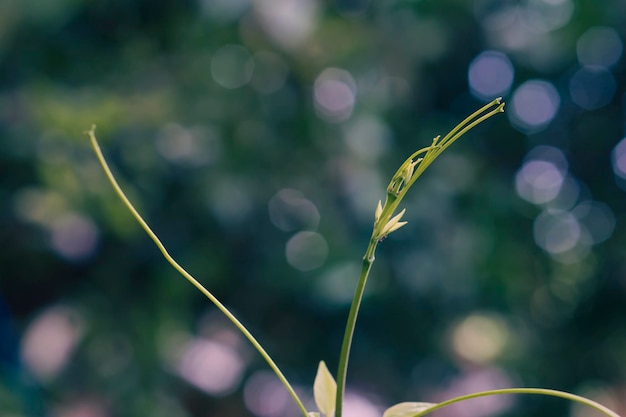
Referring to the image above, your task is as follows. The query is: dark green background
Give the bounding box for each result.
[1,0,626,416]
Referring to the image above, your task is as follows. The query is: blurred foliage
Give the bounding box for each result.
[1,0,626,416]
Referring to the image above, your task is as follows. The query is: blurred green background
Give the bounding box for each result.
[2,0,626,416]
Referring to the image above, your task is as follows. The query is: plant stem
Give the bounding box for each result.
[334,98,505,417]
[87,127,310,417]
[413,388,622,417]
[335,239,377,417]
[406,99,505,192]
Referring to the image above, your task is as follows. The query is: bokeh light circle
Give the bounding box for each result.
[244,371,291,417]
[314,67,357,123]
[450,313,510,364]
[509,80,560,133]
[577,26,623,68]
[285,231,329,271]
[344,115,391,161]
[569,65,616,110]
[521,0,574,34]
[515,146,569,205]
[211,44,255,89]
[253,0,319,50]
[533,209,581,254]
[268,189,320,231]
[572,201,615,245]
[51,213,99,261]
[515,160,564,204]
[611,137,626,180]
[201,0,250,22]
[468,50,514,100]
[177,339,246,396]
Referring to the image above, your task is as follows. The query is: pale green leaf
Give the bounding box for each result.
[383,402,437,417]
[375,200,383,222]
[308,413,321,417]
[386,220,407,234]
[314,360,336,416]
[380,208,406,236]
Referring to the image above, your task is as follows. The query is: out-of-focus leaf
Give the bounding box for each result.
[314,360,336,416]
[383,402,437,417]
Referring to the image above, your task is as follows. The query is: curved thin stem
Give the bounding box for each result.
[87,126,309,417]
[334,99,506,417]
[437,97,504,149]
[413,388,621,417]
[407,99,504,191]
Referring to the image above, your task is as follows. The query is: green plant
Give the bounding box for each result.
[87,97,620,417]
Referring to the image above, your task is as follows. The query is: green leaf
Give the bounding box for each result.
[374,200,383,222]
[314,361,336,416]
[383,402,437,417]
